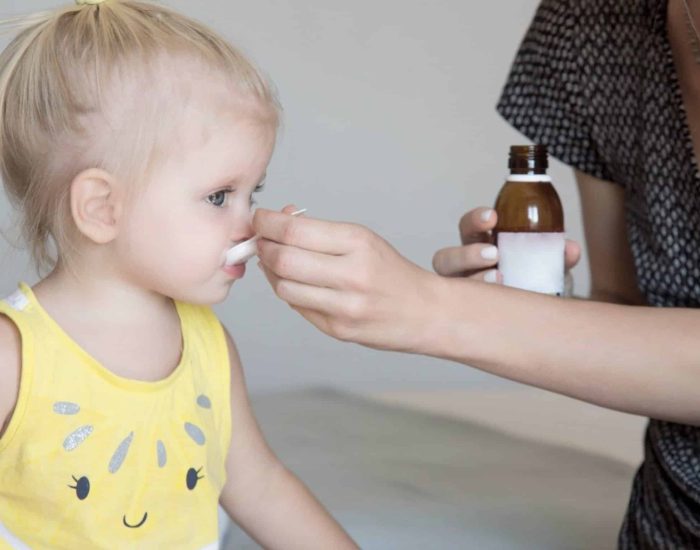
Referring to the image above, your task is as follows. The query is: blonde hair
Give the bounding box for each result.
[0,0,280,275]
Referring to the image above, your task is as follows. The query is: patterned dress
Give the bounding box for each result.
[497,0,700,548]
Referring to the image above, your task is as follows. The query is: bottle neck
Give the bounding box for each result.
[508,145,548,174]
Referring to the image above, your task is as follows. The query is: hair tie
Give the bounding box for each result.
[75,0,107,5]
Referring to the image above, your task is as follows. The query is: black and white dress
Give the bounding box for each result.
[497,0,700,548]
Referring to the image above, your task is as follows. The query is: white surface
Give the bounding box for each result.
[223,389,636,550]
[0,0,587,393]
[220,388,644,547]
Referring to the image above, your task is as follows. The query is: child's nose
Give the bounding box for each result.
[230,213,255,242]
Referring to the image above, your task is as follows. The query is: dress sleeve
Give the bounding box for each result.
[496,0,613,182]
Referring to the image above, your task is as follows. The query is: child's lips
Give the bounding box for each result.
[223,262,246,279]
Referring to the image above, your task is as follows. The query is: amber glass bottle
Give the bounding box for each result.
[494,145,565,295]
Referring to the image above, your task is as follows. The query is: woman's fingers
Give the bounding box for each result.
[565,239,581,272]
[253,208,362,255]
[432,243,499,277]
[257,239,345,289]
[471,269,503,284]
[430,206,501,282]
[446,205,581,281]
[459,207,497,246]
[434,238,576,284]
[280,204,302,215]
[258,261,340,314]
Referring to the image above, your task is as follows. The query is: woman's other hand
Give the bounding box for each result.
[431,207,581,286]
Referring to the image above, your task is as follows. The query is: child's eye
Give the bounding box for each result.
[186,467,204,490]
[208,183,264,209]
[68,475,90,500]
[206,190,231,208]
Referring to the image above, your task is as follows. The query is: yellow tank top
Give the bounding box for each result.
[0,283,231,549]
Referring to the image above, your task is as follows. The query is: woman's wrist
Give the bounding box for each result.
[412,274,479,361]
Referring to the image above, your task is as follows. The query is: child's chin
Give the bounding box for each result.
[213,280,238,302]
[171,283,233,306]
[212,287,233,304]
[204,286,234,305]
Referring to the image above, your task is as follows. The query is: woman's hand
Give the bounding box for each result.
[432,207,581,287]
[253,206,444,352]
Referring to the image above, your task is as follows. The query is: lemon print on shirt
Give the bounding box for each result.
[2,394,221,549]
[0,288,228,549]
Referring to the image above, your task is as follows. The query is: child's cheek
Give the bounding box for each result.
[171,230,220,273]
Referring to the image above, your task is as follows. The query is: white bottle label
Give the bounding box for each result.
[497,232,565,295]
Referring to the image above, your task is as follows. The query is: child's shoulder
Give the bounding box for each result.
[0,313,21,438]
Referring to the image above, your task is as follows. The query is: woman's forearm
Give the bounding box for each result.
[424,277,700,425]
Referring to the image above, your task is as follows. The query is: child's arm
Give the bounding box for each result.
[218,327,358,550]
[0,314,21,438]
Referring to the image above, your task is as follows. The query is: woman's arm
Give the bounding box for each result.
[254,195,700,426]
[218,326,357,550]
[426,171,678,418]
[424,272,700,425]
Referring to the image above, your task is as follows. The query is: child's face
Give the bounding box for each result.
[116,106,276,304]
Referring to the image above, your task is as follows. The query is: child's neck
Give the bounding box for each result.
[34,263,172,323]
[32,264,184,383]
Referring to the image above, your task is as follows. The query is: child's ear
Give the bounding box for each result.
[70,169,124,244]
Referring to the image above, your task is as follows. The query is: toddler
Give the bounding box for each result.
[0,1,357,548]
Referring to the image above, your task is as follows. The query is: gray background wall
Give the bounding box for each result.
[0,0,589,392]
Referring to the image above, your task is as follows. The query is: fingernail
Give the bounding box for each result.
[484,269,499,284]
[481,209,493,223]
[480,245,498,261]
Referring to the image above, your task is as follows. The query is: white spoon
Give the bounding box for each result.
[225,209,307,266]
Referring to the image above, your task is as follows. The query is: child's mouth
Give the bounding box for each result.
[223,262,246,279]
